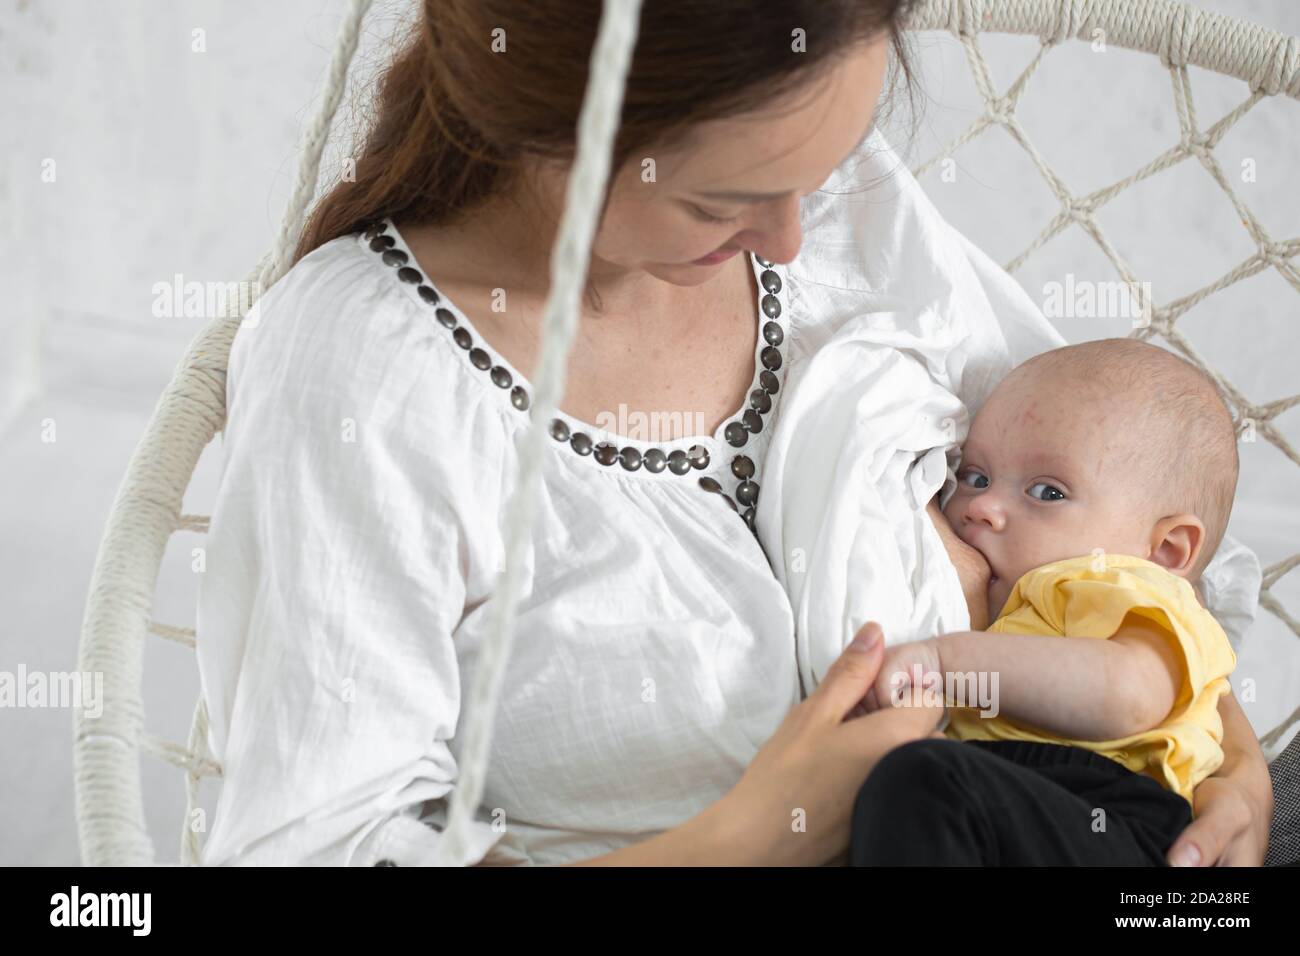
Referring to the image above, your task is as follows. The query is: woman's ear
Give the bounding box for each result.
[1147,513,1206,578]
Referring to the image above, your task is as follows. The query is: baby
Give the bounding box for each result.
[851,337,1239,866]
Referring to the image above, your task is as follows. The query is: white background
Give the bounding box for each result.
[1,0,1296,865]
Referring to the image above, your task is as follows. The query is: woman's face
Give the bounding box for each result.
[592,35,891,285]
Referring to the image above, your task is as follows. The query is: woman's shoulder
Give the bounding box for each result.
[226,230,509,463]
[233,231,401,388]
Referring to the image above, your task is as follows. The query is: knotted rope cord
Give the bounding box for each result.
[905,0,1300,750]
[265,0,374,288]
[432,0,645,867]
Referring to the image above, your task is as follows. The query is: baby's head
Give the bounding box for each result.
[943,338,1238,617]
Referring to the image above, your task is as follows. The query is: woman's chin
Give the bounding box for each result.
[644,262,718,287]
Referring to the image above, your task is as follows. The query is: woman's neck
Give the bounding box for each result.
[403,166,673,316]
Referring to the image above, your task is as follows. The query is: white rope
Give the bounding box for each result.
[432,0,646,867]
[909,0,1300,99]
[266,0,374,287]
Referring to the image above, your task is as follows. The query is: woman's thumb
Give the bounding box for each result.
[814,621,885,719]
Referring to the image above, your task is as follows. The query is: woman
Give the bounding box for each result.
[195,0,1272,866]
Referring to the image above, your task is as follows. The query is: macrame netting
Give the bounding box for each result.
[904,0,1300,750]
[73,0,1299,866]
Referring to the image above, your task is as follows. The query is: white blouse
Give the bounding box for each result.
[194,131,1259,866]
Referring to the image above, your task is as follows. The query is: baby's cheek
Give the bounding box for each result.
[941,493,963,529]
[1023,512,1088,566]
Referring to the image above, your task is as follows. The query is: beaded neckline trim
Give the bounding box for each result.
[358,217,789,533]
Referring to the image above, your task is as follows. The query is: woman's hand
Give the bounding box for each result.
[1167,691,1272,866]
[858,638,944,716]
[1169,775,1269,866]
[708,621,945,866]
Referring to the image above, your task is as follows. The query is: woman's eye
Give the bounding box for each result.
[689,203,739,224]
[1027,482,1066,501]
[959,470,988,489]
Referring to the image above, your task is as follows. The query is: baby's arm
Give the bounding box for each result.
[879,614,1183,740]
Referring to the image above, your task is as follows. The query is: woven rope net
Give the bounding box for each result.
[73,0,1300,866]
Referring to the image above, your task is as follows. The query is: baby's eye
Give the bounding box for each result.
[959,470,988,489]
[1027,482,1066,501]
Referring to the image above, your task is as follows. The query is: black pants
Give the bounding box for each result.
[850,738,1193,866]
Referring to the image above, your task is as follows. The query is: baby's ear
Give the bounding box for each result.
[1147,513,1205,578]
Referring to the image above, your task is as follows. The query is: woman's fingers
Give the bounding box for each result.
[1167,779,1250,866]
[810,622,885,722]
[853,684,945,740]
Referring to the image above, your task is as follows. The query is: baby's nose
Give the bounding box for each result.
[965,495,1007,532]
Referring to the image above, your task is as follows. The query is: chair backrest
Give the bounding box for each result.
[74,0,1299,866]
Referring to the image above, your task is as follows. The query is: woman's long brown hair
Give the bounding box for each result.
[294,0,916,267]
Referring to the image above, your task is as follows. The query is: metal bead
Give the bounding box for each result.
[743,506,756,531]
[742,409,763,433]
[643,448,667,473]
[510,386,529,410]
[698,476,722,493]
[667,450,691,475]
[755,255,773,267]
[397,267,422,284]
[418,285,440,305]
[381,249,409,267]
[724,422,749,447]
[453,327,472,350]
[570,432,593,455]
[730,455,755,480]
[761,294,781,319]
[760,269,782,294]
[469,348,491,371]
[436,308,457,329]
[688,445,710,470]
[720,493,739,512]
[759,370,779,393]
[594,442,619,466]
[760,346,782,371]
[373,858,398,867]
[549,418,570,442]
[364,224,387,241]
[736,480,759,506]
[762,321,784,346]
[619,447,642,472]
[489,366,512,388]
[369,235,395,251]
[749,389,772,415]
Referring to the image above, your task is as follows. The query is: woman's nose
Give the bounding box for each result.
[747,194,804,264]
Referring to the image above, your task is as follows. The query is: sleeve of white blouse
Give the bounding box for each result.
[194,282,504,866]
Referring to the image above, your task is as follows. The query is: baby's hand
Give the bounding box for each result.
[862,637,945,714]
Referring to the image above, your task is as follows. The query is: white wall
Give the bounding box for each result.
[1,0,1296,865]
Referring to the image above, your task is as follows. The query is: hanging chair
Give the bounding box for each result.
[74,0,1300,867]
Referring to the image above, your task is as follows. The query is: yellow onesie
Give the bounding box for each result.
[944,553,1237,805]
